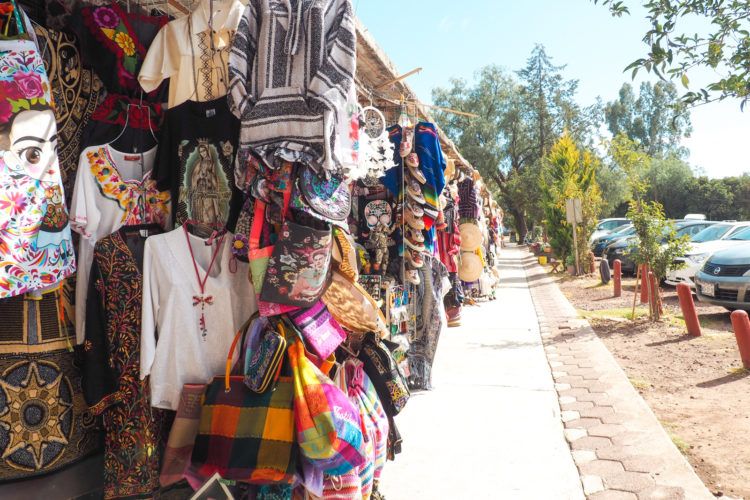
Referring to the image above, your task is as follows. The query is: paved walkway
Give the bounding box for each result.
[380,248,584,499]
[380,247,712,500]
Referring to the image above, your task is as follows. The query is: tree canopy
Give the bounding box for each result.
[594,0,750,107]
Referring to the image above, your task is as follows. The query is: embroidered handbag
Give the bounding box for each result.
[288,339,366,476]
[248,198,299,316]
[260,220,333,308]
[231,193,254,262]
[244,316,287,393]
[288,301,347,360]
[190,324,297,485]
[358,335,410,417]
[290,166,352,226]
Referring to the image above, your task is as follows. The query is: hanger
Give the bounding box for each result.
[121,222,163,238]
[183,218,227,243]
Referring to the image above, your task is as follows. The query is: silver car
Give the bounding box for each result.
[694,244,750,311]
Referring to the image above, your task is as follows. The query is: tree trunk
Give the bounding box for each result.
[510,208,529,242]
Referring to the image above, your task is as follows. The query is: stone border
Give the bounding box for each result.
[522,255,712,500]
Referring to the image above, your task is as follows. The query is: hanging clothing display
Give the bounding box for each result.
[70,145,171,343]
[0,38,76,299]
[227,0,357,172]
[153,97,242,230]
[83,228,168,500]
[407,256,448,391]
[0,284,100,480]
[140,227,256,410]
[33,26,103,201]
[139,0,245,108]
[72,2,167,146]
[0,0,496,495]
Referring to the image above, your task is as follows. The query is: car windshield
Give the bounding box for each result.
[613,225,633,235]
[728,227,750,241]
[691,224,730,243]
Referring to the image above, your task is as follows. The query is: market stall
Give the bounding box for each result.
[0,1,501,497]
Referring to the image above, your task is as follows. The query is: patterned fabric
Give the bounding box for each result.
[0,285,99,480]
[260,221,333,308]
[357,336,410,417]
[288,301,346,360]
[85,147,170,228]
[228,0,357,172]
[458,177,479,220]
[190,375,297,485]
[83,230,168,499]
[34,26,103,201]
[408,256,449,391]
[346,360,388,500]
[289,340,365,475]
[0,39,76,299]
[160,383,205,489]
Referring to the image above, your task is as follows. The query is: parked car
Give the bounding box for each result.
[589,218,630,245]
[683,213,707,220]
[665,221,750,287]
[694,244,750,311]
[603,220,717,275]
[591,224,635,256]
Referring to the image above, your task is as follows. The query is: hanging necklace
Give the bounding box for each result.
[183,223,226,340]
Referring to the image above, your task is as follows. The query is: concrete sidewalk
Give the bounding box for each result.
[379,248,584,499]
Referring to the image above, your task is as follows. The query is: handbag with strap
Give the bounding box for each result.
[288,300,347,360]
[190,322,297,485]
[260,219,333,308]
[289,338,366,476]
[248,198,300,316]
[244,316,287,393]
[358,334,410,418]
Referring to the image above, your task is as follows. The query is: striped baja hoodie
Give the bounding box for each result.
[228,0,356,175]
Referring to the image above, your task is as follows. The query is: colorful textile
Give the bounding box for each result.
[0,285,100,480]
[288,301,347,360]
[228,0,357,172]
[289,340,366,475]
[34,26,103,201]
[190,375,297,485]
[83,229,168,499]
[160,383,205,488]
[346,360,389,500]
[413,122,446,229]
[0,39,76,299]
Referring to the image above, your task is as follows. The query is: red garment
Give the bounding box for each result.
[437,230,460,273]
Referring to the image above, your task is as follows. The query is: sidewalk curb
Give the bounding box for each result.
[523,255,714,500]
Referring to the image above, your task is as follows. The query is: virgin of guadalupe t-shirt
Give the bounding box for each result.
[154,97,242,231]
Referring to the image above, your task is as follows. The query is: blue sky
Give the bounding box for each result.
[354,0,750,178]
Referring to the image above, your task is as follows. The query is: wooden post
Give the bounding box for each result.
[631,265,640,320]
[613,260,622,297]
[640,264,649,304]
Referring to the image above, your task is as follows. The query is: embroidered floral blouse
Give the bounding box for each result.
[70,145,171,343]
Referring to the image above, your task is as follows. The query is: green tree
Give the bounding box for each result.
[644,156,694,217]
[432,46,599,239]
[605,81,692,157]
[541,133,603,270]
[685,177,736,219]
[594,0,750,106]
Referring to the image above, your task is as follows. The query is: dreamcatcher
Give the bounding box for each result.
[356,104,396,185]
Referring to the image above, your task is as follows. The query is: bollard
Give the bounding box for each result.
[730,310,750,369]
[640,265,649,304]
[613,259,622,297]
[676,283,701,336]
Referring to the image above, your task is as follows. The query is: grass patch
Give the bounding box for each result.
[628,377,651,391]
[661,422,690,455]
[578,308,649,321]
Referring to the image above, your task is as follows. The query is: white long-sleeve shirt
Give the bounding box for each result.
[140,227,256,410]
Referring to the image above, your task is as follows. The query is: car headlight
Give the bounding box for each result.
[687,253,709,265]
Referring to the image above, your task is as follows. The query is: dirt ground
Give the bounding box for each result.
[552,268,750,499]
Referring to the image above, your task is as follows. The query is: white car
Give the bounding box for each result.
[589,218,629,245]
[665,222,750,287]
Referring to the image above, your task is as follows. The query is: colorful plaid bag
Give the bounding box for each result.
[190,324,297,484]
[289,339,366,476]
